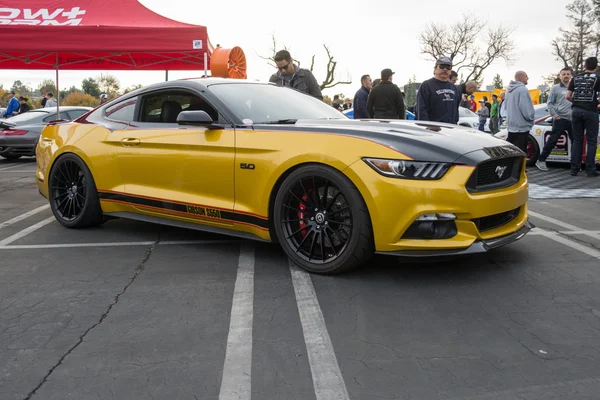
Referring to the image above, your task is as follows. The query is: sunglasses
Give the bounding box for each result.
[278,62,290,71]
[437,64,452,70]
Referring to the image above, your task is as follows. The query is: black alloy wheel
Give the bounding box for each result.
[274,165,374,274]
[49,153,103,228]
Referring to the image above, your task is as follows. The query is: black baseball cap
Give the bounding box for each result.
[381,68,395,79]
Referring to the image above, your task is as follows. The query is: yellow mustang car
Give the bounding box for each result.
[36,78,532,274]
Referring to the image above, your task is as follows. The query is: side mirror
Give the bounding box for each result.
[177,110,224,129]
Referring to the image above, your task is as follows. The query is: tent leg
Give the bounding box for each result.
[55,53,59,117]
[204,52,207,77]
[165,70,168,81]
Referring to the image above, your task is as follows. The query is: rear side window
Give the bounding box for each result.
[43,111,71,122]
[105,98,137,122]
[68,109,89,119]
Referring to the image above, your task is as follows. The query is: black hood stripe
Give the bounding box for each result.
[253,121,523,166]
[98,191,269,230]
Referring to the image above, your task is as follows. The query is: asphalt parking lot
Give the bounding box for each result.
[2,157,600,400]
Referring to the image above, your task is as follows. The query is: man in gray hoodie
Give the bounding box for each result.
[536,67,573,171]
[505,71,535,153]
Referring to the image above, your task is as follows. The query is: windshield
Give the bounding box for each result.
[459,107,477,117]
[5,110,48,124]
[209,83,346,123]
[534,104,549,120]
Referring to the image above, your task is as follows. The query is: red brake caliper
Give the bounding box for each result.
[298,194,309,237]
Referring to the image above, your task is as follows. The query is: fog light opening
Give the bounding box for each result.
[403,214,458,240]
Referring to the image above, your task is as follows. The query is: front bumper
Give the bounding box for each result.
[0,136,37,157]
[345,157,530,253]
[375,220,534,257]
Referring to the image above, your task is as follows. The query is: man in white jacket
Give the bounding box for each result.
[44,93,57,108]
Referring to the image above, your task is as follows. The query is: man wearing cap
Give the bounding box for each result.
[3,91,20,118]
[415,56,460,124]
[366,68,405,119]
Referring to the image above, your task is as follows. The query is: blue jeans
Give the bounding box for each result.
[571,107,599,173]
[478,120,486,131]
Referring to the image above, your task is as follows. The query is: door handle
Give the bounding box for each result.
[121,137,140,146]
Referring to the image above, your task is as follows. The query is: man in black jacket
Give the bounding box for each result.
[415,56,460,123]
[366,68,405,119]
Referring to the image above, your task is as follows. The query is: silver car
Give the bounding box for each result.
[0,106,92,159]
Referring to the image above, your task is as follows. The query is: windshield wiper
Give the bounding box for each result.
[253,119,298,124]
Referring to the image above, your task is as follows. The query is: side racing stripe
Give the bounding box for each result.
[98,191,269,229]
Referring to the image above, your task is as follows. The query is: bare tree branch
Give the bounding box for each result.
[257,36,352,90]
[418,13,515,82]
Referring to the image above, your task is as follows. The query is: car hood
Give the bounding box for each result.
[259,119,523,165]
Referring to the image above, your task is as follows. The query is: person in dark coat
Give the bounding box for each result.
[18,96,31,114]
[415,56,460,123]
[366,69,405,119]
[352,74,372,119]
[269,50,323,100]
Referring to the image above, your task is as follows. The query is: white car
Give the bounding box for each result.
[457,106,491,132]
[494,103,600,167]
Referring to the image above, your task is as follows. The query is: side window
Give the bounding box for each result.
[138,90,219,123]
[105,98,137,122]
[42,111,70,122]
[67,109,88,120]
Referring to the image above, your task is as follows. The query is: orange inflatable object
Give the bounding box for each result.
[210,46,247,79]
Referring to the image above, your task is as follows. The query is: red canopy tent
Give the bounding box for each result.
[0,1,247,115]
[0,0,215,72]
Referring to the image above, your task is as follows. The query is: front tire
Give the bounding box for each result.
[48,153,103,228]
[273,164,374,274]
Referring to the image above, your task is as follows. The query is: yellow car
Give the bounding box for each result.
[36,78,532,274]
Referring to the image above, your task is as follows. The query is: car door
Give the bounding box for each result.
[112,89,235,226]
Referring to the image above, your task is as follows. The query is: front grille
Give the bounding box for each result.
[472,207,520,232]
[466,156,522,192]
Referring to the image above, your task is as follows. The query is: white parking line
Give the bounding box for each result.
[535,229,600,260]
[0,163,32,172]
[0,216,55,246]
[528,210,600,241]
[0,239,242,250]
[289,259,350,400]
[0,205,50,231]
[219,243,254,400]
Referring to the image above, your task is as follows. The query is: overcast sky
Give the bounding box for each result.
[0,0,569,98]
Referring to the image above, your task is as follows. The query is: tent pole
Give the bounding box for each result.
[204,52,207,77]
[55,53,59,117]
[165,70,168,81]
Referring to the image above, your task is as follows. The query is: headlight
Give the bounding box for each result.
[363,158,451,180]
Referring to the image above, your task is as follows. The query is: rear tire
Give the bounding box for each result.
[48,153,104,228]
[273,164,374,274]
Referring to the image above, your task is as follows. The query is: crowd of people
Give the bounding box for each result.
[268,49,598,177]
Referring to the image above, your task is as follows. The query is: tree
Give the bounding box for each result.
[403,75,419,107]
[551,0,600,74]
[491,74,504,89]
[122,84,143,94]
[258,34,352,90]
[419,14,516,83]
[11,80,32,96]
[63,92,99,107]
[81,78,100,97]
[97,73,120,98]
[38,79,56,96]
